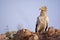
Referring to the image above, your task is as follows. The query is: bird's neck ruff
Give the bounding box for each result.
[40,11,47,16]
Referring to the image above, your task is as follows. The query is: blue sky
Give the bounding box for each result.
[0,0,60,33]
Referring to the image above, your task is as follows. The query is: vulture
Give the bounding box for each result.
[35,6,49,33]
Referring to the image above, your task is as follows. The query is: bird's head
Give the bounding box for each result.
[39,6,47,12]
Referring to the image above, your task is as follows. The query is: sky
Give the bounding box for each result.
[0,0,60,34]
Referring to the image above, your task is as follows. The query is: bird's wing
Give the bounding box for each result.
[35,17,40,32]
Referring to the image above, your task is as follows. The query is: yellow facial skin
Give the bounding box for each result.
[39,6,47,12]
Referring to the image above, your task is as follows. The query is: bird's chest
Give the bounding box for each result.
[38,16,49,23]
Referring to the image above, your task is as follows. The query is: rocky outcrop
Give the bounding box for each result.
[0,26,60,40]
[14,26,60,40]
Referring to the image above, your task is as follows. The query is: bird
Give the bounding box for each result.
[35,6,49,33]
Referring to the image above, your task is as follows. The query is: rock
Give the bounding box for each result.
[47,26,55,37]
[55,29,60,35]
[16,29,32,40]
[29,33,39,40]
